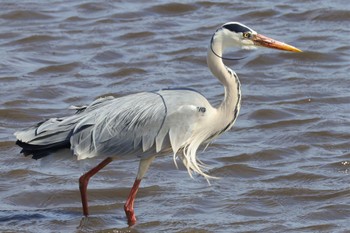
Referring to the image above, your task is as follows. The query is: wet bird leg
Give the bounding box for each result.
[79,157,113,216]
[124,178,141,226]
[124,156,155,226]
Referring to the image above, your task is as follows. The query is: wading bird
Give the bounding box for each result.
[15,22,301,226]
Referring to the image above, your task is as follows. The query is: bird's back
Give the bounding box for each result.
[15,89,217,162]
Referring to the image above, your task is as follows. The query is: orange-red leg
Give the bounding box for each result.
[79,155,155,226]
[123,156,155,226]
[124,179,142,226]
[79,157,113,216]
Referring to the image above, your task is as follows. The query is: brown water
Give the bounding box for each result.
[1,1,350,232]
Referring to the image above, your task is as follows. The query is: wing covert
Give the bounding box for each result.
[70,92,166,159]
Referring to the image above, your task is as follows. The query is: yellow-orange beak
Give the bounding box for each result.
[253,34,302,52]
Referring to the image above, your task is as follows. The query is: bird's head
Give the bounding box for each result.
[215,22,302,52]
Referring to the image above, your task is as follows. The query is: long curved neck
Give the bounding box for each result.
[207,32,241,129]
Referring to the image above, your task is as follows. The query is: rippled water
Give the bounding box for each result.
[1,0,350,232]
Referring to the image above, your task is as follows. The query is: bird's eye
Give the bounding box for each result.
[243,32,252,39]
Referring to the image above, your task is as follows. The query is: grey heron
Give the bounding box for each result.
[15,22,301,226]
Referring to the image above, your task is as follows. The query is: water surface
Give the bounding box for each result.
[1,0,350,232]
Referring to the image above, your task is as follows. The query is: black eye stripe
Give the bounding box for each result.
[223,23,250,33]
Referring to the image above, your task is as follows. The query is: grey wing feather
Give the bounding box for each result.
[15,95,115,145]
[71,92,167,159]
[72,89,213,160]
[15,89,215,165]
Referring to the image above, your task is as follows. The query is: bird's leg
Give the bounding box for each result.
[79,157,113,216]
[124,178,141,226]
[124,156,155,226]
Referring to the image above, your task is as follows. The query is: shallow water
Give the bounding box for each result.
[1,0,350,232]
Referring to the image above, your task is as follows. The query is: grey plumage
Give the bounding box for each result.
[15,89,219,177]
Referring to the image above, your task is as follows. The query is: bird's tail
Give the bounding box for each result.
[15,97,115,160]
[15,117,77,160]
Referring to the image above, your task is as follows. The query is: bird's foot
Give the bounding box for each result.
[124,206,137,226]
